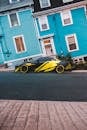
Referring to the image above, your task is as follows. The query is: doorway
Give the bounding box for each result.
[41,37,56,56]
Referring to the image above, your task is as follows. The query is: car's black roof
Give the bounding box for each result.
[28,56,57,64]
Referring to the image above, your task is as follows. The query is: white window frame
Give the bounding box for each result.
[63,0,73,3]
[8,12,20,27]
[13,35,27,54]
[60,10,73,26]
[65,34,79,52]
[39,0,51,8]
[9,0,20,3]
[38,15,49,31]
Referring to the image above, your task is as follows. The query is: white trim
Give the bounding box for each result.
[34,19,40,38]
[33,1,87,17]
[63,0,73,3]
[38,33,54,39]
[8,12,20,28]
[60,10,73,26]
[84,5,87,19]
[65,33,79,52]
[72,54,87,59]
[9,0,20,4]
[13,35,27,54]
[33,19,42,54]
[4,53,43,64]
[39,0,51,8]
[38,15,50,31]
[0,46,4,61]
[73,57,85,63]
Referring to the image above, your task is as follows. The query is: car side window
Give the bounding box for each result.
[38,58,45,63]
[38,57,54,63]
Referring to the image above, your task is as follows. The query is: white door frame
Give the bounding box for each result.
[41,37,56,56]
[0,45,4,63]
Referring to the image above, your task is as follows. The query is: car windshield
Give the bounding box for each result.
[31,57,56,64]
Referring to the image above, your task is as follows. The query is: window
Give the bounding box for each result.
[9,0,20,3]
[13,36,26,53]
[8,13,20,27]
[39,0,51,8]
[84,56,87,61]
[63,0,73,3]
[61,10,73,26]
[38,16,49,31]
[65,34,79,52]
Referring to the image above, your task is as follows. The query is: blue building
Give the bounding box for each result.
[0,0,42,66]
[33,0,87,63]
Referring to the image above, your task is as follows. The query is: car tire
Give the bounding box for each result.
[20,65,28,73]
[56,65,64,74]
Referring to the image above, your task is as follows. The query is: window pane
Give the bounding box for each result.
[63,0,73,3]
[63,11,70,19]
[10,13,19,27]
[42,0,49,6]
[10,0,20,3]
[64,18,71,24]
[42,24,48,29]
[44,39,51,44]
[40,0,50,8]
[69,44,76,50]
[68,36,75,44]
[15,37,25,52]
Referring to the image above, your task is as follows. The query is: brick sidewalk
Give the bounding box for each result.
[0,100,87,130]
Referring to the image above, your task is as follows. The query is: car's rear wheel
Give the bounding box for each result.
[20,65,28,73]
[56,65,64,74]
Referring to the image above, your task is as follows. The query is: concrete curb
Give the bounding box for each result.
[0,68,14,72]
[71,70,87,72]
[0,68,87,73]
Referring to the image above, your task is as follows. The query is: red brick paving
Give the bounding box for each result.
[0,100,87,130]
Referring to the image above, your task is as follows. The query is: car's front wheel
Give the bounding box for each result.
[20,65,28,73]
[56,65,64,74]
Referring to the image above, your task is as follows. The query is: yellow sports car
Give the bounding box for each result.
[15,56,72,73]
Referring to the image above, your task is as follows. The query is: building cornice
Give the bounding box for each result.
[0,1,33,14]
[33,0,87,17]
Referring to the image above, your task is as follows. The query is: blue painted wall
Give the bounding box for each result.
[36,7,87,58]
[0,9,42,64]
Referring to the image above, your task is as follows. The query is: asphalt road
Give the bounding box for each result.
[0,72,87,101]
